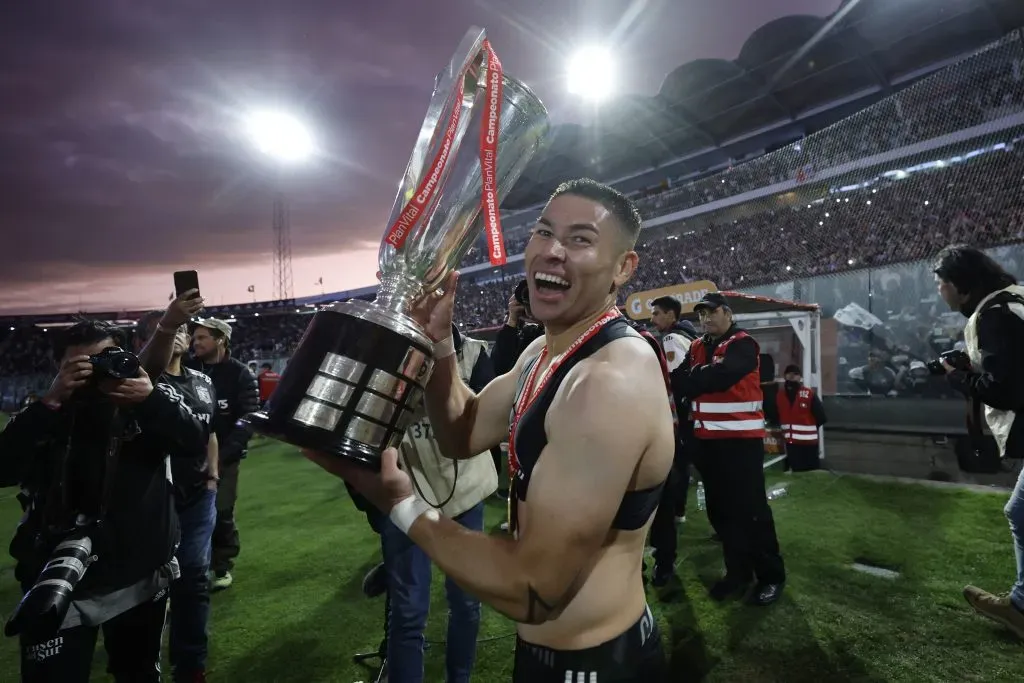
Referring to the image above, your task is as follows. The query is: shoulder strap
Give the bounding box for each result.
[980,290,1024,316]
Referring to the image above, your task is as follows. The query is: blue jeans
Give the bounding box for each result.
[169,488,217,679]
[381,503,484,683]
[1008,465,1024,610]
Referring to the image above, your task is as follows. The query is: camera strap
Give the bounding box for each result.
[97,409,137,525]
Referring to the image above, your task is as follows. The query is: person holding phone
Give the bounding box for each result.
[187,319,259,592]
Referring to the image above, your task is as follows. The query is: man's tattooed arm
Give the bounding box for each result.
[405,365,651,626]
[523,576,583,625]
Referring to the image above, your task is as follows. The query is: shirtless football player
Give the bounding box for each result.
[307,178,675,682]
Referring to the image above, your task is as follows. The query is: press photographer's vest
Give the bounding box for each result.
[964,284,1024,457]
[399,338,498,518]
[776,386,819,445]
[688,330,766,440]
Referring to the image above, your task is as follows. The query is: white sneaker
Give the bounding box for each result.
[210,571,233,591]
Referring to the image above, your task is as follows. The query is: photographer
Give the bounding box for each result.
[0,319,209,682]
[932,244,1024,640]
[491,280,543,375]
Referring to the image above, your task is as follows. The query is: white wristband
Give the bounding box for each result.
[434,336,456,359]
[389,495,438,534]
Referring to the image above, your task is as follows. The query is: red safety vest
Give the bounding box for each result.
[689,330,765,440]
[776,385,819,445]
[258,370,281,403]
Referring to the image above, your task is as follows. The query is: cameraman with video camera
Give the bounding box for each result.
[933,244,1024,640]
[0,316,210,682]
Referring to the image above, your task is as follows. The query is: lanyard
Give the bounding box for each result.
[507,309,621,478]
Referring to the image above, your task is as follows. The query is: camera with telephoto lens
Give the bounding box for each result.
[4,520,97,638]
[927,349,972,376]
[514,279,529,308]
[87,347,140,380]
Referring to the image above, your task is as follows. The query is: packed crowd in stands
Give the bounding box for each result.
[456,39,1024,269]
[452,145,1024,329]
[2,139,1023,404]
[3,43,1024,408]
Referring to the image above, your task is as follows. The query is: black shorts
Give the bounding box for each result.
[512,604,666,683]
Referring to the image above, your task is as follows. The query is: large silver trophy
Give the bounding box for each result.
[246,27,550,468]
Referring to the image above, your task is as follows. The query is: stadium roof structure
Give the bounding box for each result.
[502,0,1024,209]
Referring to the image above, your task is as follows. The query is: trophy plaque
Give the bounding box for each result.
[245,27,550,468]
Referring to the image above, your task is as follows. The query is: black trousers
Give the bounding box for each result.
[689,437,722,535]
[649,468,677,576]
[19,591,168,683]
[211,459,241,575]
[785,443,821,472]
[698,438,786,584]
[672,436,690,517]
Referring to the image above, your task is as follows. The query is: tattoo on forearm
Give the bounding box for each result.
[523,574,581,625]
[525,585,557,625]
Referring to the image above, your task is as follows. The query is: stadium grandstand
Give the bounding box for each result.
[3,0,1024,412]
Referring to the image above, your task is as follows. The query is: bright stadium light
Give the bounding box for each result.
[245,110,315,164]
[567,46,616,102]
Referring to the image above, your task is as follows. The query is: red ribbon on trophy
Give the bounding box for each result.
[382,40,506,266]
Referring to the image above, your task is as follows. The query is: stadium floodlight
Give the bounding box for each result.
[567,46,616,102]
[245,110,315,164]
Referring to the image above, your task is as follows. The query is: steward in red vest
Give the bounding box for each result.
[257,364,281,405]
[776,364,827,472]
[670,292,785,606]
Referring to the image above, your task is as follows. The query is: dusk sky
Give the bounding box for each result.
[0,0,839,316]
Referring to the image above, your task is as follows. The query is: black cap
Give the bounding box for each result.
[784,364,802,375]
[693,292,729,313]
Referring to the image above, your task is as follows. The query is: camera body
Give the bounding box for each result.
[927,349,971,376]
[87,347,140,381]
[514,279,529,308]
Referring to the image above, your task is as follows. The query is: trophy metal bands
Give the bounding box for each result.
[245,27,551,469]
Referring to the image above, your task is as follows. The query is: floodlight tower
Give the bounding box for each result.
[272,195,293,302]
[245,110,315,301]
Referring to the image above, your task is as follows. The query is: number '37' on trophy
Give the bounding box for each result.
[245,27,551,469]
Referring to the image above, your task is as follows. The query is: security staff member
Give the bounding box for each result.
[776,365,827,472]
[672,292,785,606]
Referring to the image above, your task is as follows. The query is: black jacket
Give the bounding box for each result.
[670,324,760,400]
[0,388,208,593]
[947,291,1024,458]
[159,367,217,504]
[492,322,544,375]
[186,355,259,466]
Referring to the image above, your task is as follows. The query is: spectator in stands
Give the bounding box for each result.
[187,319,259,592]
[932,244,1024,640]
[848,351,898,396]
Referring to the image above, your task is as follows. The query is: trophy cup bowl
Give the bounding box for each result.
[245,27,550,469]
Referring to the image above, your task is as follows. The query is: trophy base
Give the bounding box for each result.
[244,300,435,471]
[245,411,385,469]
